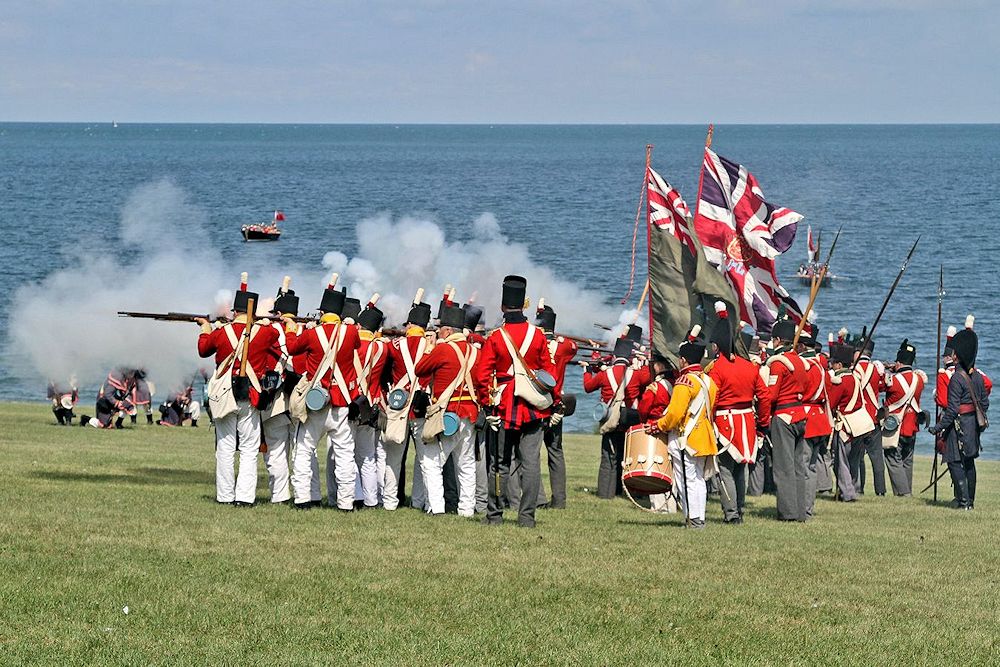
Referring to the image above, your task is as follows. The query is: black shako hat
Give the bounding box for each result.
[273,289,299,316]
[463,304,483,331]
[625,324,643,343]
[895,339,916,366]
[830,342,855,367]
[440,305,466,329]
[357,305,384,333]
[320,286,347,315]
[501,275,527,310]
[952,328,978,372]
[678,325,706,364]
[342,297,362,321]
[233,289,259,314]
[535,305,556,332]
[613,337,635,360]
[711,321,733,357]
[770,319,796,343]
[407,302,432,329]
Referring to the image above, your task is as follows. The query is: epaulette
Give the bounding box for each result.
[829,373,845,385]
[703,359,716,373]
[557,336,565,344]
[675,374,694,388]
[766,353,795,371]
[915,369,928,382]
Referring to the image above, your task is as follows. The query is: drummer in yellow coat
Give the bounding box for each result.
[650,327,718,529]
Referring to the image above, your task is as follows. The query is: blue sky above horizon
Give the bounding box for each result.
[2,1,997,123]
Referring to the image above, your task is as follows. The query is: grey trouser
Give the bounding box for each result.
[833,433,859,501]
[947,457,977,508]
[542,422,567,508]
[856,428,886,495]
[747,441,773,497]
[814,436,833,493]
[803,436,824,518]
[597,431,626,499]
[884,435,915,496]
[475,427,488,513]
[486,422,543,527]
[770,418,811,521]
[717,450,746,522]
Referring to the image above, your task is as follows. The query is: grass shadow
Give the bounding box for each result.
[31,467,212,486]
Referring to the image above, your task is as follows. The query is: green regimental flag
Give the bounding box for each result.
[646,168,737,367]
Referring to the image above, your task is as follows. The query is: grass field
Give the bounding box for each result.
[1,402,997,665]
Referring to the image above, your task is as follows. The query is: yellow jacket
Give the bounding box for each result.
[655,368,718,457]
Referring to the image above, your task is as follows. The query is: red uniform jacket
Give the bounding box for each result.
[198,320,280,408]
[358,335,390,404]
[546,336,579,396]
[474,319,556,429]
[583,363,651,407]
[884,367,926,437]
[285,321,361,407]
[710,354,770,462]
[937,364,993,409]
[415,335,480,422]
[638,377,672,425]
[764,350,808,423]
[854,357,886,422]
[388,333,429,388]
[826,370,862,428]
[800,352,833,438]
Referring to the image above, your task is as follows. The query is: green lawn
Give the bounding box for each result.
[1,402,997,665]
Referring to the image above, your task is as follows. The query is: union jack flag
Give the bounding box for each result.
[692,147,803,333]
[647,167,695,254]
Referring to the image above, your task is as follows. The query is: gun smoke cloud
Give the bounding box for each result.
[9,180,620,399]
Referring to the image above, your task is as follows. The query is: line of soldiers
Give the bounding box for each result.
[66,368,202,429]
[583,301,991,528]
[197,273,575,528]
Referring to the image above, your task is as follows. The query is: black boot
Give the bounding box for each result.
[146,413,153,425]
[130,414,137,425]
[190,419,198,427]
[114,416,125,429]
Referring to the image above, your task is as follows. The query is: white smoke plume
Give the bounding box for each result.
[9,181,620,398]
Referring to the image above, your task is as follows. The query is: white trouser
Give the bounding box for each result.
[443,418,477,517]
[668,437,707,521]
[353,423,380,507]
[381,436,405,511]
[650,493,677,513]
[187,400,202,421]
[215,401,260,504]
[262,413,292,503]
[408,418,427,509]
[415,437,455,515]
[293,405,355,509]
[375,436,388,502]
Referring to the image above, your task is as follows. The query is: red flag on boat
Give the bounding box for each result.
[692,146,803,333]
[273,210,285,222]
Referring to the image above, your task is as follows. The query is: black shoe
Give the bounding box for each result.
[130,415,137,425]
[517,520,536,528]
[687,519,706,530]
[146,415,153,425]
[481,517,502,526]
[723,517,743,525]
[233,501,254,508]
[292,502,312,510]
[190,420,198,427]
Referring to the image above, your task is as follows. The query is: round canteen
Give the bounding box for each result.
[387,388,409,411]
[305,387,330,412]
[443,412,460,436]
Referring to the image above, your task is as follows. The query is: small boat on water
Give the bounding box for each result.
[796,225,836,286]
[241,210,284,242]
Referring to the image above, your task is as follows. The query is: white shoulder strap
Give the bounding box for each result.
[519,324,536,357]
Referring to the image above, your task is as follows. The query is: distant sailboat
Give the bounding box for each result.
[112,120,119,128]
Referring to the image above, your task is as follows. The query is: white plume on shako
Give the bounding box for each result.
[10,181,620,397]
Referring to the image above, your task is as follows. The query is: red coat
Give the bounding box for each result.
[854,357,886,422]
[638,377,672,424]
[198,320,280,408]
[884,367,926,437]
[474,319,557,429]
[800,353,833,438]
[764,350,808,423]
[415,336,480,422]
[358,336,390,403]
[285,321,361,407]
[546,336,578,396]
[709,354,770,462]
[583,363,651,407]
[388,333,430,388]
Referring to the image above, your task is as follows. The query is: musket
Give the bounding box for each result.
[929,266,944,500]
[119,310,319,324]
[792,226,842,347]
[852,236,921,370]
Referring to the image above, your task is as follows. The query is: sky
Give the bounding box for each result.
[1,0,997,123]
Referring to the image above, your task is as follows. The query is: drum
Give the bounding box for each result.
[387,388,409,411]
[443,411,460,437]
[621,425,673,494]
[60,395,74,410]
[305,386,330,411]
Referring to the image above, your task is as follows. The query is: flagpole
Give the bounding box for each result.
[792,227,841,347]
[932,265,944,501]
[623,145,653,304]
